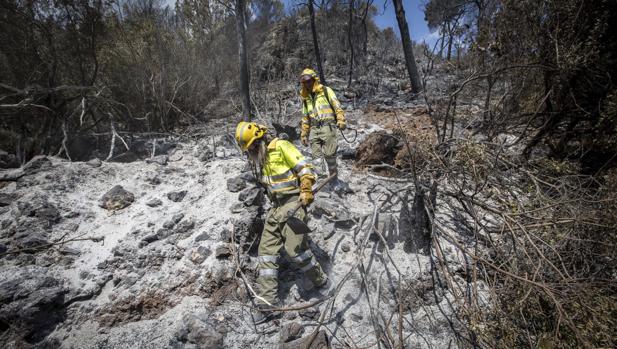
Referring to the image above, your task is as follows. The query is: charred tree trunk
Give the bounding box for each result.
[235,0,251,119]
[308,0,327,85]
[392,0,422,94]
[347,0,354,88]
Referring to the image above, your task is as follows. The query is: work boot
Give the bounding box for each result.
[314,277,334,298]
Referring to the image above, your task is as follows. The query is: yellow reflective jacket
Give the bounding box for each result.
[300,82,345,134]
[262,138,315,194]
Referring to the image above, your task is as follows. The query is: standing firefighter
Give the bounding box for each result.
[299,68,347,191]
[235,121,329,323]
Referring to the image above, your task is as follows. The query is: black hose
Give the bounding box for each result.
[339,127,358,143]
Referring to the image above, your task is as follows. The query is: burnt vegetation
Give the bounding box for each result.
[1,0,616,348]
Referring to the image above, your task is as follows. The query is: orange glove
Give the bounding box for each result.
[299,191,314,206]
[299,176,315,206]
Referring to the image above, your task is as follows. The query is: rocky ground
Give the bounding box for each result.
[0,91,488,348]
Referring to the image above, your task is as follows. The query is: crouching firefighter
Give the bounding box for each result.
[235,121,329,323]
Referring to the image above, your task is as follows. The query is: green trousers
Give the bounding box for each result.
[256,194,327,305]
[309,124,338,176]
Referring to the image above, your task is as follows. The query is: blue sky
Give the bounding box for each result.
[283,0,436,44]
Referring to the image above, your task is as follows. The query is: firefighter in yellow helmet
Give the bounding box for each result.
[235,121,329,323]
[298,68,347,191]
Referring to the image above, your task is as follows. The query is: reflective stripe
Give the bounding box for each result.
[298,167,314,178]
[315,114,335,121]
[267,170,294,182]
[270,180,298,192]
[317,104,333,111]
[291,250,313,263]
[259,268,278,277]
[293,160,308,172]
[299,258,317,273]
[258,255,278,263]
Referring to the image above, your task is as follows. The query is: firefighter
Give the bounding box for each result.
[235,121,329,323]
[298,68,347,192]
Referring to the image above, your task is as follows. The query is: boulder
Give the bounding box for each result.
[146,198,163,207]
[175,220,195,237]
[176,314,224,349]
[86,158,102,168]
[280,322,304,343]
[215,245,232,259]
[0,270,67,344]
[238,186,264,207]
[167,190,187,202]
[190,246,212,264]
[226,176,246,193]
[99,185,134,211]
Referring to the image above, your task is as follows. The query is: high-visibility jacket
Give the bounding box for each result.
[300,82,345,134]
[262,138,315,194]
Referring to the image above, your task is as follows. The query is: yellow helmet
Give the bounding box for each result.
[235,121,267,151]
[300,68,318,82]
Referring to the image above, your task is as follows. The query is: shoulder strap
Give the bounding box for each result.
[321,85,335,112]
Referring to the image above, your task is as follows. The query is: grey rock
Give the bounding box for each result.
[142,234,160,244]
[194,232,210,242]
[231,207,263,249]
[167,190,187,202]
[156,228,173,239]
[238,187,264,207]
[172,213,185,223]
[0,243,7,255]
[99,185,134,211]
[190,246,212,264]
[178,314,224,348]
[163,220,176,229]
[280,322,304,343]
[0,270,67,344]
[175,220,195,237]
[226,176,246,193]
[215,245,231,259]
[230,202,244,213]
[15,233,48,251]
[0,192,17,207]
[146,155,169,166]
[341,243,351,252]
[86,158,102,168]
[146,198,163,207]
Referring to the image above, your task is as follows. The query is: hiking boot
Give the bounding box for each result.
[314,277,334,298]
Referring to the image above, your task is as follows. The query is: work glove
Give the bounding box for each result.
[337,120,346,130]
[299,191,314,206]
[299,175,315,206]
